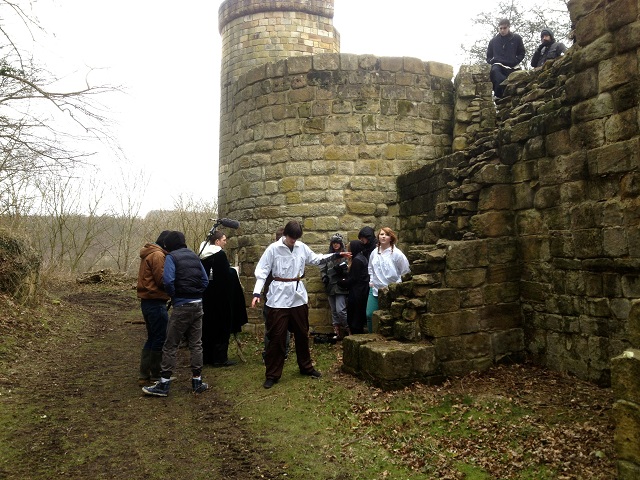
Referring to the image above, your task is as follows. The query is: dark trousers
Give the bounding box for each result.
[264,304,313,380]
[161,301,204,378]
[141,299,169,351]
[490,64,513,98]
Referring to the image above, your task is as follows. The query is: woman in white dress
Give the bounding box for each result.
[366,227,410,333]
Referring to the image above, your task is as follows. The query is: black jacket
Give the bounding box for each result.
[486,32,526,68]
[531,41,567,67]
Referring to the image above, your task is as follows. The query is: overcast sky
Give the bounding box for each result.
[30,0,542,216]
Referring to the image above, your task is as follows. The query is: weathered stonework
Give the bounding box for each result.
[217,0,638,466]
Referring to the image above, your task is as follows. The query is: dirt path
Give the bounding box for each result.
[0,285,286,480]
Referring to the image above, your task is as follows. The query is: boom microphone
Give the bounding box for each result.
[210,218,240,229]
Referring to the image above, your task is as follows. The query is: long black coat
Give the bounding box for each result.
[200,250,248,364]
[339,251,369,334]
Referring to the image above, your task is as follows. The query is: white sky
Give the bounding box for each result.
[29,0,526,216]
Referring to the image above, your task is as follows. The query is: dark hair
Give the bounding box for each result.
[209,230,225,243]
[283,220,303,239]
[349,239,364,256]
[164,231,187,252]
[498,18,510,27]
[275,227,285,241]
[156,230,171,248]
[328,233,345,253]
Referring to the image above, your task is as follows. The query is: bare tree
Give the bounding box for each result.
[461,0,572,68]
[32,174,109,273]
[0,1,120,220]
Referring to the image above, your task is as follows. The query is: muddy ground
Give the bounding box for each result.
[0,284,288,479]
[0,281,616,479]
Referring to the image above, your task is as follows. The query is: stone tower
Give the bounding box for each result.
[217,0,455,330]
[218,0,340,215]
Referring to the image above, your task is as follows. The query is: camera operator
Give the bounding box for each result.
[320,233,350,340]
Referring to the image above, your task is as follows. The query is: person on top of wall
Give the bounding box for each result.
[199,230,247,367]
[251,220,351,389]
[337,240,370,335]
[320,233,350,340]
[136,230,171,385]
[142,230,209,397]
[531,28,567,68]
[486,18,526,98]
[366,227,411,333]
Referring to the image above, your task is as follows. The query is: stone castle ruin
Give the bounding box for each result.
[217,1,639,474]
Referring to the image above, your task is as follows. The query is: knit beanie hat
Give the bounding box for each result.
[540,29,553,38]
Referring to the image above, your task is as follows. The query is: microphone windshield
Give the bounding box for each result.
[218,218,240,229]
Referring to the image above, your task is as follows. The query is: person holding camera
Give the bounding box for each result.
[320,233,350,340]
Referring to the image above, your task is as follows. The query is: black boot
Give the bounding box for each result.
[138,349,152,385]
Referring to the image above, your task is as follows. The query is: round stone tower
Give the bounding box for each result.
[218,0,340,215]
[217,0,455,332]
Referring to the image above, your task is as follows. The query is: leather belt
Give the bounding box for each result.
[272,276,302,282]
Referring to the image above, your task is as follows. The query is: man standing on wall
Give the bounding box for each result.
[486,18,525,98]
[531,28,567,68]
[251,220,351,389]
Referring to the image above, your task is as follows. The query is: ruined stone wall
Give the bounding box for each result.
[393,0,639,389]
[226,53,454,328]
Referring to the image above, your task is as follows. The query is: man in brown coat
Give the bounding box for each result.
[136,230,171,384]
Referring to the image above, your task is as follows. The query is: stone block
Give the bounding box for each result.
[565,67,599,103]
[360,341,413,380]
[587,138,639,175]
[623,274,640,299]
[441,357,493,377]
[483,282,520,304]
[472,164,511,184]
[616,20,640,53]
[605,109,639,143]
[444,268,486,288]
[491,328,525,357]
[412,344,438,375]
[463,333,492,359]
[445,241,488,270]
[342,334,385,373]
[426,61,453,79]
[478,184,514,210]
[426,288,461,313]
[286,55,313,75]
[612,350,640,403]
[599,53,638,93]
[470,211,514,238]
[479,303,522,330]
[605,0,637,30]
[613,400,640,464]
[312,53,340,71]
[573,33,615,70]
[420,309,480,337]
[394,321,420,342]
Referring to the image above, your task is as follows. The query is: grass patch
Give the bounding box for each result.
[0,284,616,479]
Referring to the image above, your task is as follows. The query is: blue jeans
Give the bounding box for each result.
[365,288,377,333]
[140,299,169,351]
